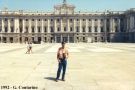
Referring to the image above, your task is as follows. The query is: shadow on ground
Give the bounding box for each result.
[44,77,56,82]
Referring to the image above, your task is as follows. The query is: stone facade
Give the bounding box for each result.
[0,0,135,43]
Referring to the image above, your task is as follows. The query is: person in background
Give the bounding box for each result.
[26,42,32,54]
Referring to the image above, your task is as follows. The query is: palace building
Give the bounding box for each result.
[0,0,135,43]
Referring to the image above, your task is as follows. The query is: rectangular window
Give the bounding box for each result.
[89,27,91,32]
[76,27,79,32]
[95,27,98,32]
[38,27,41,32]
[82,27,85,32]
[51,27,54,32]
[70,27,73,32]
[57,27,60,32]
[64,27,66,31]
[101,27,104,32]
[5,27,8,32]
[11,27,14,32]
[32,27,34,33]
[44,27,47,32]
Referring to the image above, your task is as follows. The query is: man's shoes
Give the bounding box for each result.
[55,79,58,82]
[62,79,65,81]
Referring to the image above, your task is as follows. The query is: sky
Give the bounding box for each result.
[0,0,135,12]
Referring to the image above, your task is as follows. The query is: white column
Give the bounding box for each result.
[98,19,100,33]
[79,19,82,33]
[48,19,50,33]
[91,19,94,33]
[14,18,19,33]
[118,19,121,32]
[35,19,38,33]
[8,19,11,33]
[112,18,115,32]
[54,19,57,32]
[73,19,76,32]
[29,19,31,33]
[2,19,4,33]
[67,19,70,32]
[22,19,25,33]
[110,18,113,32]
[60,19,63,32]
[41,19,44,33]
[86,19,88,33]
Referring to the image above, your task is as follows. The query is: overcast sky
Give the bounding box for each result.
[0,0,135,12]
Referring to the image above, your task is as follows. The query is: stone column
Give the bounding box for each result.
[54,19,57,33]
[98,19,100,33]
[29,19,31,33]
[67,19,70,32]
[91,19,94,33]
[79,19,82,33]
[118,19,121,32]
[48,19,50,33]
[86,19,88,33]
[35,19,38,33]
[8,19,11,33]
[22,19,25,33]
[110,18,113,32]
[41,19,44,33]
[14,18,19,43]
[60,18,63,32]
[73,19,76,33]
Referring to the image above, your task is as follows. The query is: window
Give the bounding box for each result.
[95,19,97,21]
[51,27,54,32]
[70,19,73,22]
[5,18,7,21]
[32,27,34,33]
[11,27,14,32]
[38,19,41,21]
[89,27,91,32]
[115,26,118,32]
[32,19,34,21]
[82,27,85,32]
[25,27,28,33]
[76,27,79,32]
[101,27,104,32]
[89,19,91,21]
[20,27,22,33]
[70,27,73,32]
[57,19,60,22]
[19,19,22,22]
[5,27,8,32]
[38,27,41,32]
[107,27,110,32]
[51,19,53,22]
[83,19,85,21]
[64,27,66,31]
[11,18,14,22]
[26,19,28,21]
[95,27,98,32]
[57,27,60,32]
[44,27,47,32]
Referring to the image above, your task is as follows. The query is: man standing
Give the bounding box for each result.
[56,41,69,82]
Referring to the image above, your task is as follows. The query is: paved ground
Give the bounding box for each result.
[0,43,135,90]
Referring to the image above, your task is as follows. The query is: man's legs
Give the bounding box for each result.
[62,60,67,80]
[56,62,62,80]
